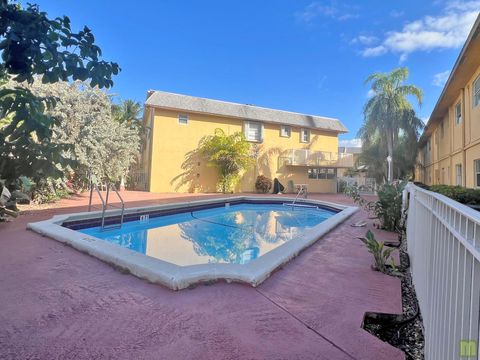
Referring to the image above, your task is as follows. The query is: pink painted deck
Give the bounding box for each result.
[0,192,404,360]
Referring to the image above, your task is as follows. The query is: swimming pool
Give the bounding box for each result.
[78,203,337,266]
[27,196,357,290]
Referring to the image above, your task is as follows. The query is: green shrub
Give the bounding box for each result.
[359,230,396,274]
[374,181,406,232]
[428,185,480,205]
[345,180,407,232]
[255,175,272,193]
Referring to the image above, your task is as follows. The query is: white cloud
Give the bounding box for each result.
[433,70,451,86]
[360,1,479,60]
[447,0,480,11]
[421,116,430,124]
[362,45,387,57]
[351,35,378,45]
[339,138,362,147]
[295,1,359,23]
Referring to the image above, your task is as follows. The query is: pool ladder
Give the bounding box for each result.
[88,182,125,231]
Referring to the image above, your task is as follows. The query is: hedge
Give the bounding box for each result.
[415,183,480,206]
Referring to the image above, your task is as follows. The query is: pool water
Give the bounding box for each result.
[79,203,336,266]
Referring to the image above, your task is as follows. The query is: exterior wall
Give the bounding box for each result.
[465,144,480,188]
[419,64,480,188]
[145,108,341,193]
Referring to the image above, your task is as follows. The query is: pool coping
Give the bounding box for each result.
[27,196,358,290]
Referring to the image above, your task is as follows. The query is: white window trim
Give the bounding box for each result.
[475,159,480,188]
[280,125,291,138]
[308,167,336,180]
[474,75,480,108]
[455,102,462,125]
[244,121,264,142]
[300,128,310,143]
[178,114,188,125]
[455,164,462,186]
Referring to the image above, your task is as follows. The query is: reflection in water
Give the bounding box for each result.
[79,204,335,266]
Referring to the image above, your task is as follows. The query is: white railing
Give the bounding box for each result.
[405,183,480,359]
[337,176,376,194]
[279,149,354,168]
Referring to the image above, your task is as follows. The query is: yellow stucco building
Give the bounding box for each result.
[138,91,353,193]
[416,15,480,187]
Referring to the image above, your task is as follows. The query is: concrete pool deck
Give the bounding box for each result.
[0,192,404,360]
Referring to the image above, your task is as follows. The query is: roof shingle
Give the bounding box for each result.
[145,90,348,133]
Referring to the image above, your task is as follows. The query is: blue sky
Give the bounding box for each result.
[38,0,480,145]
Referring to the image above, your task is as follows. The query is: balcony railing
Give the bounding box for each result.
[278,149,354,168]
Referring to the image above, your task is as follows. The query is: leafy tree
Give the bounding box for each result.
[359,68,423,182]
[12,79,140,187]
[199,128,254,193]
[0,0,120,187]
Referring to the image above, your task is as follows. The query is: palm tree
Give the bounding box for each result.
[359,67,423,182]
[199,128,254,193]
[112,99,143,130]
[111,99,143,190]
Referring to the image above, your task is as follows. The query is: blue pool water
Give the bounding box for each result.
[79,203,336,266]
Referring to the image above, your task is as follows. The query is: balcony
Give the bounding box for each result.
[279,149,354,168]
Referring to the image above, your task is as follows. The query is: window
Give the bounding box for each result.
[300,128,310,143]
[307,167,336,180]
[440,121,444,138]
[456,164,462,186]
[428,139,431,151]
[244,121,263,142]
[178,114,188,124]
[474,75,480,107]
[308,168,318,179]
[280,125,291,138]
[475,160,480,187]
[455,102,462,124]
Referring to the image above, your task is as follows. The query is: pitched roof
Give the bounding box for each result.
[145,90,348,133]
[421,14,480,143]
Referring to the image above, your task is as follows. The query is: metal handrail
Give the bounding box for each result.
[88,183,105,212]
[282,185,317,208]
[102,183,125,230]
[88,181,125,231]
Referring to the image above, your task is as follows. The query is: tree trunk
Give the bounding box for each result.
[120,176,125,191]
[387,132,394,183]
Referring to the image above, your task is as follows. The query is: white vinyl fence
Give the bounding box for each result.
[405,183,480,359]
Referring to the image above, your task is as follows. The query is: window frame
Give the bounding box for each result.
[455,164,462,186]
[280,125,291,138]
[300,128,310,143]
[475,160,480,188]
[244,121,263,142]
[178,114,189,125]
[455,102,462,125]
[474,75,480,108]
[307,167,337,180]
